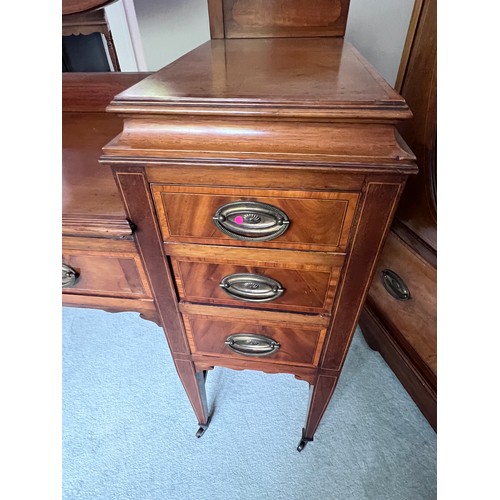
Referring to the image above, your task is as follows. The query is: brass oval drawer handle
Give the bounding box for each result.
[225,334,280,357]
[220,273,284,302]
[213,201,290,241]
[381,269,410,301]
[62,263,79,288]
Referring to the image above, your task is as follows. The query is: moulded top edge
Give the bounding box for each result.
[108,38,410,121]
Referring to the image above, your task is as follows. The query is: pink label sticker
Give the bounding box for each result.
[234,216,244,225]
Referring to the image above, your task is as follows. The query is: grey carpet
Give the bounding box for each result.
[62,307,436,500]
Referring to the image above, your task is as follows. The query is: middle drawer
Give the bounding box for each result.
[167,244,345,314]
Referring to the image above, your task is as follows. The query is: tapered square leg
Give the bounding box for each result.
[175,361,210,431]
[299,374,339,449]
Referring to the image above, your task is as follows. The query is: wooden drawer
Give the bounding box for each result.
[62,238,152,299]
[365,232,437,384]
[169,246,344,314]
[180,304,328,367]
[152,185,359,251]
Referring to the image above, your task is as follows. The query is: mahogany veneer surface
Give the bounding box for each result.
[62,73,157,321]
[100,36,417,447]
[172,258,341,314]
[152,185,358,251]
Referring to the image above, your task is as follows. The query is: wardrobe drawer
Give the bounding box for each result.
[180,304,328,367]
[152,185,359,251]
[62,239,152,299]
[171,256,342,314]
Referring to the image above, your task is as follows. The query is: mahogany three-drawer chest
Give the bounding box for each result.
[67,0,418,451]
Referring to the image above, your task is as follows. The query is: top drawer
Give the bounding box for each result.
[151,185,359,252]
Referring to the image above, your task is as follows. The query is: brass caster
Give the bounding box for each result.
[297,430,313,452]
[195,415,212,438]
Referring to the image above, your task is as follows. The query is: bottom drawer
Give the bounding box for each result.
[180,304,328,367]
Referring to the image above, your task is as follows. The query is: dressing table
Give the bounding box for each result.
[63,0,417,451]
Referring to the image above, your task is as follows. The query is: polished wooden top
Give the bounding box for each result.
[62,73,148,237]
[63,112,125,219]
[109,38,411,121]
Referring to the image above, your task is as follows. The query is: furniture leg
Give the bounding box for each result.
[175,362,211,434]
[112,168,211,432]
[297,374,339,451]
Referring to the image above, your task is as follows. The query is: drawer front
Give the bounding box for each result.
[152,185,359,251]
[181,306,327,367]
[366,232,437,380]
[62,249,152,299]
[172,258,341,314]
